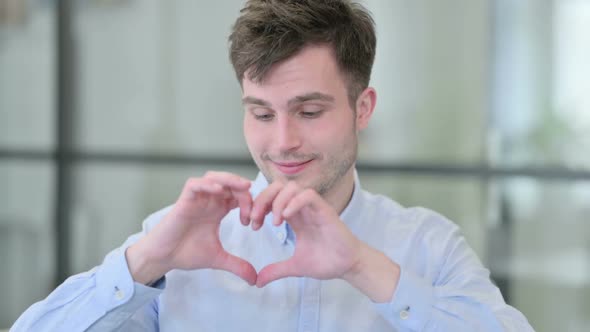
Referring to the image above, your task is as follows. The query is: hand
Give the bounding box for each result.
[126,171,257,285]
[250,181,364,288]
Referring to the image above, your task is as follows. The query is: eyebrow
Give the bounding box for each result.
[242,92,335,109]
[242,96,272,107]
[287,92,335,107]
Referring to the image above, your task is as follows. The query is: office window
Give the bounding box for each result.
[1,0,589,330]
[0,1,56,328]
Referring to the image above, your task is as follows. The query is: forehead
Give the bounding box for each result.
[241,45,349,102]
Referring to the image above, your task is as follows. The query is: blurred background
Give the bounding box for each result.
[1,0,589,330]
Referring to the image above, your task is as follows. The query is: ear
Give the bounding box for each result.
[355,87,377,131]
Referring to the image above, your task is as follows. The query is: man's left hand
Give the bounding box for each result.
[250,181,362,286]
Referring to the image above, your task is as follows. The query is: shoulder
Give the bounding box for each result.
[360,191,467,275]
[360,189,460,238]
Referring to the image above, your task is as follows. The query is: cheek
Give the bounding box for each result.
[327,126,356,155]
[243,120,266,152]
[314,116,353,142]
[243,117,255,139]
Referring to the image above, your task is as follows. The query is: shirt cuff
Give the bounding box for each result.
[95,247,164,314]
[374,267,434,331]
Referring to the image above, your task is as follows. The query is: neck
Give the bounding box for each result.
[323,167,356,215]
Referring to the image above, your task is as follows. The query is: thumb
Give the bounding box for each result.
[213,251,258,286]
[256,259,298,288]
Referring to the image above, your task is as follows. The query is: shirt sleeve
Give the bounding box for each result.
[10,208,171,332]
[373,212,535,332]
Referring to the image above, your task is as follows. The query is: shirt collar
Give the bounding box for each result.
[250,170,364,245]
[339,170,364,226]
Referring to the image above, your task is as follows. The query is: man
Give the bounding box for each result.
[13,0,534,331]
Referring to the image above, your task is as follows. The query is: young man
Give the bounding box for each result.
[13,1,534,331]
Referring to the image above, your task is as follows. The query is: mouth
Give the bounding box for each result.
[271,159,313,175]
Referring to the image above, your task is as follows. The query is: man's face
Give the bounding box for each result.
[242,45,368,196]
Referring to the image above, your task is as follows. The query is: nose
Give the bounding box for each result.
[276,116,302,153]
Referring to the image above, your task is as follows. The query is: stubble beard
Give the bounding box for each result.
[256,140,357,198]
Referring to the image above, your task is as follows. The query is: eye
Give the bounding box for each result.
[249,108,275,121]
[299,105,324,119]
[254,113,275,121]
[300,111,322,118]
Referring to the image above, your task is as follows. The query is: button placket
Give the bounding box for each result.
[297,278,321,332]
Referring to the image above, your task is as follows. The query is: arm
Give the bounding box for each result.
[12,171,256,332]
[366,217,534,331]
[250,182,533,331]
[10,214,164,332]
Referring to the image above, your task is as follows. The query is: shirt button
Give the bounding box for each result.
[115,289,125,300]
[276,232,286,242]
[400,307,410,320]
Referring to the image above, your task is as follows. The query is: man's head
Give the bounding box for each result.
[229,0,377,205]
[229,0,376,107]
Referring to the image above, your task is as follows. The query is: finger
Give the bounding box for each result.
[198,172,253,225]
[282,188,320,219]
[180,178,224,201]
[212,251,258,286]
[271,181,301,226]
[205,172,252,225]
[225,197,239,210]
[215,188,251,226]
[250,181,284,231]
[231,188,253,226]
[256,259,299,288]
[203,171,252,191]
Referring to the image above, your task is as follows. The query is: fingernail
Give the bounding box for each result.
[283,208,292,217]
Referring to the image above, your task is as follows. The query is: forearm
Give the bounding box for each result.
[11,248,161,332]
[126,241,170,286]
[375,267,533,331]
[341,240,533,331]
[342,243,400,303]
[347,240,534,331]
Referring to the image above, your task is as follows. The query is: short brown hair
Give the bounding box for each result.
[229,0,376,107]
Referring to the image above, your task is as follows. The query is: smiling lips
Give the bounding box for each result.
[272,160,313,175]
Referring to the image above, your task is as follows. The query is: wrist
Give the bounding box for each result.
[125,242,168,285]
[342,243,400,303]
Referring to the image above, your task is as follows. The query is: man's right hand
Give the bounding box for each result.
[125,171,256,286]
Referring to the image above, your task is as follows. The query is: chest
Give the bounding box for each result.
[158,270,397,332]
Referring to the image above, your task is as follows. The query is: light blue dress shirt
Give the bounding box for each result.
[12,172,534,332]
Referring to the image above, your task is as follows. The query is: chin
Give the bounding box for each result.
[267,170,309,185]
[271,172,301,183]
